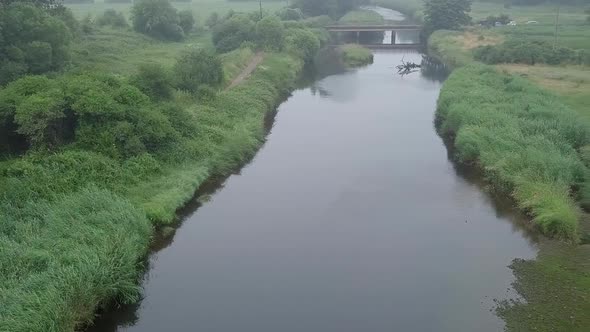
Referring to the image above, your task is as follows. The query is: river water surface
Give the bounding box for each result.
[90,49,539,332]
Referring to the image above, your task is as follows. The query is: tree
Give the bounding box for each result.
[96,9,128,28]
[423,0,472,35]
[173,48,223,93]
[256,16,285,51]
[0,2,72,85]
[206,12,219,28]
[285,28,320,62]
[131,0,184,41]
[178,10,195,34]
[131,63,174,101]
[212,14,256,53]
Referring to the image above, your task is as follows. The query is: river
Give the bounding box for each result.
[88,10,539,332]
[89,50,538,331]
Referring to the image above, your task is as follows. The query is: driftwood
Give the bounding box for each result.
[396,57,421,76]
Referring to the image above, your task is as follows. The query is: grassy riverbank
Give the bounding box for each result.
[427,3,590,330]
[0,1,314,326]
[339,44,374,67]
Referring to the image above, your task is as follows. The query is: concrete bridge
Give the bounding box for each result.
[325,24,422,47]
[325,25,423,32]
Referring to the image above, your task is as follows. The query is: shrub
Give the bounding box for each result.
[96,9,128,28]
[130,63,174,101]
[131,0,184,41]
[206,12,219,28]
[173,47,224,93]
[285,28,320,62]
[0,2,72,85]
[212,14,256,52]
[255,16,285,51]
[277,8,303,21]
[474,39,582,65]
[178,9,195,34]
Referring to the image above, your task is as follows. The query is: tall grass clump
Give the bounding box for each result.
[437,64,590,240]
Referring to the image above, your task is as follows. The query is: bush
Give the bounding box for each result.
[178,10,195,34]
[173,48,224,93]
[96,9,128,28]
[212,14,256,52]
[131,63,174,101]
[277,8,303,21]
[474,39,582,65]
[285,28,320,62]
[206,12,219,28]
[0,2,72,85]
[131,0,184,41]
[255,16,285,51]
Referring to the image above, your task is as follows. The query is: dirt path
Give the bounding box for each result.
[226,52,265,90]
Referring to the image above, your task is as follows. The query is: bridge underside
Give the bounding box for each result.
[327,26,422,49]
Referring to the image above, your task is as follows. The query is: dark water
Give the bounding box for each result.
[89,51,538,332]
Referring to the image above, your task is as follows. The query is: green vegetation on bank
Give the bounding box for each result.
[339,44,374,67]
[0,0,321,330]
[338,8,384,25]
[437,64,588,239]
[427,2,590,330]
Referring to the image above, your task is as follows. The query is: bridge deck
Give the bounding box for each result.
[325,25,422,32]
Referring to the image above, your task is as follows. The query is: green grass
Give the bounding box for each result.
[66,0,285,21]
[498,241,590,332]
[427,3,590,330]
[337,9,385,25]
[437,64,588,239]
[0,50,304,331]
[71,28,213,75]
[0,6,309,327]
[339,44,374,67]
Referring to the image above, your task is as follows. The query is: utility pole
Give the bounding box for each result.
[553,2,560,50]
[260,0,263,20]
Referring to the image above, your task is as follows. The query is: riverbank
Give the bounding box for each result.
[339,44,374,67]
[426,7,590,331]
[0,45,304,332]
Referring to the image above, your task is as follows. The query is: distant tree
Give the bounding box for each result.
[277,7,303,21]
[178,10,195,34]
[212,14,256,52]
[173,48,223,93]
[292,0,367,18]
[96,9,128,28]
[586,8,590,23]
[131,0,184,41]
[256,16,285,51]
[206,12,219,28]
[0,2,72,85]
[423,0,472,35]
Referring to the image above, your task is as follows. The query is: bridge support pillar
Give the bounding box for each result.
[391,30,396,45]
[356,31,360,44]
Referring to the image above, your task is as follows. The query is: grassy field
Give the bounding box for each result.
[66,0,285,21]
[71,28,212,75]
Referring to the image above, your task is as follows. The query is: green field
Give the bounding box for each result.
[66,0,285,20]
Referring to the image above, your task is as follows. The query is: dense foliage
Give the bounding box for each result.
[96,9,128,28]
[131,0,185,41]
[437,64,589,239]
[474,39,590,65]
[291,0,369,18]
[423,0,472,35]
[173,47,224,92]
[0,2,73,85]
